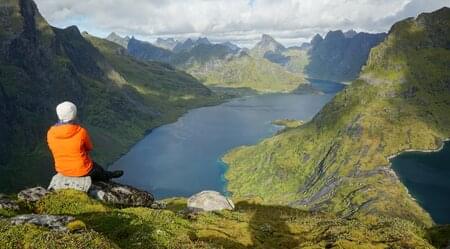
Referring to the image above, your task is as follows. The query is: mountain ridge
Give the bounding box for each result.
[305,30,387,82]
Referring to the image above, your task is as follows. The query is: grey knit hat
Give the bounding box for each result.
[56,101,77,122]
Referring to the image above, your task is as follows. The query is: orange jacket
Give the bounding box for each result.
[47,123,94,176]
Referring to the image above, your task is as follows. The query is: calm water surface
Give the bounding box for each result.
[111,80,344,198]
[391,141,450,224]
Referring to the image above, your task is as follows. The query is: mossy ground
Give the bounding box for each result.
[0,190,446,248]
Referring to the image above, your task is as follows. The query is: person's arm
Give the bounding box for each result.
[83,128,94,152]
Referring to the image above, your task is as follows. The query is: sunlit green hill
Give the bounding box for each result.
[224,7,450,227]
[197,53,308,93]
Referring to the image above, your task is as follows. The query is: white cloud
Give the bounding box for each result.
[34,0,450,47]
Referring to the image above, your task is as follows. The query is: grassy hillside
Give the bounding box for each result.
[224,7,450,227]
[282,49,310,74]
[1,190,448,248]
[0,0,219,193]
[198,54,308,93]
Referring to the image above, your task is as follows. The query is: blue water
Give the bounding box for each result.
[111,80,345,199]
[391,141,450,224]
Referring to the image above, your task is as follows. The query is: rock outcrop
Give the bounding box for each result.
[48,174,92,192]
[187,190,234,212]
[18,187,50,202]
[0,194,19,210]
[12,175,156,208]
[9,214,75,231]
[88,181,154,207]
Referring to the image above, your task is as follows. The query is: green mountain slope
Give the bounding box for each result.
[224,7,450,226]
[198,53,308,93]
[282,48,310,74]
[0,0,217,193]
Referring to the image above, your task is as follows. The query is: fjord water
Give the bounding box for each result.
[391,141,450,224]
[111,80,344,198]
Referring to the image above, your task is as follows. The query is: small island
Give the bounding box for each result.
[272,119,304,129]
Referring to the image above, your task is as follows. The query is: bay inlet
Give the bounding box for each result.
[110,80,345,199]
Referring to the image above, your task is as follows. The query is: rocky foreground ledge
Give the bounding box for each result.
[0,177,449,248]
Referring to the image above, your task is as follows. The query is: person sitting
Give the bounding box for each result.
[47,101,123,182]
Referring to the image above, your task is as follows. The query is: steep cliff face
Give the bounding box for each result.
[224,7,450,226]
[127,37,174,63]
[0,0,215,192]
[305,30,386,82]
[106,32,130,48]
[155,37,179,51]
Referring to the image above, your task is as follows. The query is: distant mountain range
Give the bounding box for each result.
[107,33,309,92]
[106,30,385,88]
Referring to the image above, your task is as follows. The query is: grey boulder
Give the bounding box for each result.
[88,181,154,207]
[9,214,75,231]
[18,187,50,202]
[187,191,234,212]
[0,194,19,211]
[48,173,92,192]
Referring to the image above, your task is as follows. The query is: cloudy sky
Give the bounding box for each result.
[34,0,450,47]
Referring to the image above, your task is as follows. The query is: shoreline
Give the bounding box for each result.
[387,137,450,221]
[386,137,450,161]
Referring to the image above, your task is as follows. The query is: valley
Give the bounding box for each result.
[110,80,344,199]
[1,0,449,248]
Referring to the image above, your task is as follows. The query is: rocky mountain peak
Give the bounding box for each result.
[324,30,345,40]
[220,41,240,52]
[106,32,130,48]
[259,34,283,47]
[155,37,179,50]
[310,34,323,46]
[196,37,211,45]
[344,29,358,38]
[252,34,285,55]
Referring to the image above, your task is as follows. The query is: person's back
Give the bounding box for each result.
[47,101,123,181]
[47,123,93,176]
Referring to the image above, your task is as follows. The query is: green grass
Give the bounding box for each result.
[0,190,443,248]
[282,49,310,74]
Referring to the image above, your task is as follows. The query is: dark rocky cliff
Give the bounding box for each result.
[0,0,215,192]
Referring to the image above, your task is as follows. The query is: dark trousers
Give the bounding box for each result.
[88,162,113,182]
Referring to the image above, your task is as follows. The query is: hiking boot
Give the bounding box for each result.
[109,170,124,179]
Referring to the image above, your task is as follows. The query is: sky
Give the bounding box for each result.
[34,0,450,48]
